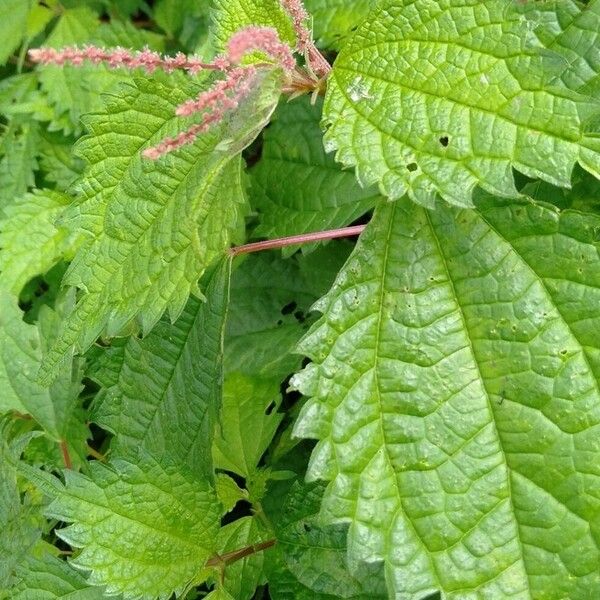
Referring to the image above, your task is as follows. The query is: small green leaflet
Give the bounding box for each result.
[304,0,375,48]
[213,373,283,479]
[0,0,31,65]
[0,190,81,295]
[47,456,221,600]
[39,69,280,382]
[323,0,600,208]
[93,259,231,479]
[251,97,378,252]
[211,0,296,50]
[0,294,85,459]
[293,197,600,598]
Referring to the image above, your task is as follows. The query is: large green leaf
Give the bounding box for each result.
[251,97,378,251]
[39,70,280,382]
[93,259,231,479]
[0,190,81,295]
[7,542,105,600]
[518,0,600,94]
[323,0,600,208]
[293,197,600,598]
[47,456,221,600]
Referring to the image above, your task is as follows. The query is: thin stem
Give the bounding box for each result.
[206,539,276,568]
[229,224,367,257]
[59,440,72,470]
[87,445,107,462]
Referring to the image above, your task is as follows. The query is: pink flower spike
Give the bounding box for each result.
[145,67,260,160]
[279,0,331,76]
[28,46,228,74]
[227,27,296,72]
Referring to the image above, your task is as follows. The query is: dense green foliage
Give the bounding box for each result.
[2,0,600,598]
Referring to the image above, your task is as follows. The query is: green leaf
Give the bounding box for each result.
[251,97,378,253]
[293,197,600,598]
[39,69,280,382]
[38,132,84,191]
[48,456,221,599]
[0,0,31,65]
[0,190,81,295]
[226,253,320,380]
[323,0,600,208]
[211,0,296,50]
[7,542,106,600]
[216,516,270,600]
[39,9,165,134]
[215,473,249,514]
[270,482,386,599]
[0,120,40,211]
[0,426,43,590]
[304,0,375,49]
[93,259,231,479]
[518,0,600,94]
[0,293,85,454]
[154,0,208,38]
[213,373,283,479]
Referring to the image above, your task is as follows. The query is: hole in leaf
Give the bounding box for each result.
[281,301,297,315]
[407,162,418,172]
[439,136,449,147]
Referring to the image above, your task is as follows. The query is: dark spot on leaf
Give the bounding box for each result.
[303,523,312,533]
[560,349,568,356]
[281,301,297,315]
[407,162,418,172]
[294,310,306,323]
[439,136,449,147]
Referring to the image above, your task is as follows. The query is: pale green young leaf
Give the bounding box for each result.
[293,198,600,598]
[216,516,270,600]
[39,9,165,134]
[304,0,375,49]
[205,588,235,600]
[251,97,378,253]
[7,542,106,600]
[271,482,386,599]
[324,0,600,208]
[211,0,296,50]
[0,294,85,457]
[0,190,81,295]
[213,373,283,478]
[39,69,280,382]
[92,259,231,479]
[0,0,31,65]
[215,473,249,514]
[47,456,221,600]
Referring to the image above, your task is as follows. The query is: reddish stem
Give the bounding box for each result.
[229,224,367,257]
[59,440,72,470]
[206,539,276,568]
